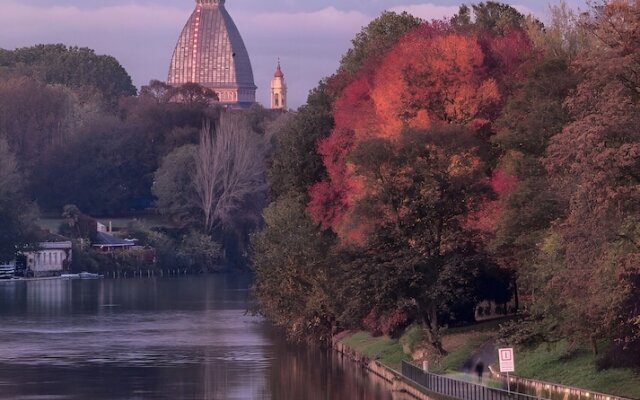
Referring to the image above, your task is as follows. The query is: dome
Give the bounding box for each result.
[168,0,256,106]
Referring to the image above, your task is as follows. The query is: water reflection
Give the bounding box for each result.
[0,276,394,399]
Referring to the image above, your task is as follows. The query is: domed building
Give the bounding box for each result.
[168,0,256,107]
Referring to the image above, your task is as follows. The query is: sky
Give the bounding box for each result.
[0,0,586,108]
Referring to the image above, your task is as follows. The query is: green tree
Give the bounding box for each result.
[340,11,422,74]
[0,77,77,173]
[0,44,136,109]
[252,194,336,341]
[491,56,575,288]
[0,139,37,262]
[179,231,222,272]
[267,85,334,199]
[30,115,144,215]
[153,145,199,229]
[452,2,526,34]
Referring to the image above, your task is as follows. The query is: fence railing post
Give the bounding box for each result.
[400,361,548,400]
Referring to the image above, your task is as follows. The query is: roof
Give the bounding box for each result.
[93,232,136,248]
[39,242,73,250]
[274,61,284,78]
[168,0,256,95]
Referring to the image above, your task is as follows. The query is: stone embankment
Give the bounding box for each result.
[489,367,635,400]
[333,338,438,400]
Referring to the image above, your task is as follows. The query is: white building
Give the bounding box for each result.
[25,242,73,277]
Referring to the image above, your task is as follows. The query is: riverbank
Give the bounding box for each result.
[333,335,445,400]
[337,324,640,400]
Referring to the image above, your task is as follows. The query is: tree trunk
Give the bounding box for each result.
[590,335,599,356]
[421,304,448,356]
[513,278,520,313]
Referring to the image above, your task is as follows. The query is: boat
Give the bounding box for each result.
[78,272,103,279]
[0,264,16,279]
[60,274,80,279]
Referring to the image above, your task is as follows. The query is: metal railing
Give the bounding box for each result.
[401,361,547,400]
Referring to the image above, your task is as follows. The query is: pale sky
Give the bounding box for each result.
[0,0,586,108]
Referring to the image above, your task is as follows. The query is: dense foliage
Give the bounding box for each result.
[252,1,640,368]
[0,44,278,267]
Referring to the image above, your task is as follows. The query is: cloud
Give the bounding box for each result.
[0,3,187,35]
[0,2,370,107]
[0,1,543,107]
[235,7,369,36]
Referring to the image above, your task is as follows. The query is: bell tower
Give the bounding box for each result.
[270,60,287,110]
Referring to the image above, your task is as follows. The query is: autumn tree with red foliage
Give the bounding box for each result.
[332,127,511,353]
[310,19,533,243]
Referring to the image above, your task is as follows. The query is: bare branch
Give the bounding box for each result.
[193,113,266,233]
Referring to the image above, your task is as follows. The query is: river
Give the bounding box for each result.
[0,275,395,399]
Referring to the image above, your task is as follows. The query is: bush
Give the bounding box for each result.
[178,231,222,272]
[362,308,411,338]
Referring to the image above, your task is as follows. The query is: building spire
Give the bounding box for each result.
[271,59,287,110]
[274,58,284,78]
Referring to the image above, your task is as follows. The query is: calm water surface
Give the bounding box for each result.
[0,275,394,400]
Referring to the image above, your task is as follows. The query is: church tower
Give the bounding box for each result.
[168,0,257,107]
[270,61,287,110]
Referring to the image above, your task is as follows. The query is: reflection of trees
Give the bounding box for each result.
[264,328,395,400]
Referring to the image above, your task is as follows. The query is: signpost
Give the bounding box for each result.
[498,348,515,393]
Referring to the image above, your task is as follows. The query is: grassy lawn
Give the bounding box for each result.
[340,323,640,399]
[341,331,409,370]
[433,333,491,373]
[516,341,640,399]
[38,215,171,233]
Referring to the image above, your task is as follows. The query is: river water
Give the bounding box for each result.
[0,275,395,400]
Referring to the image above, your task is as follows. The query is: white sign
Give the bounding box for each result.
[499,348,515,373]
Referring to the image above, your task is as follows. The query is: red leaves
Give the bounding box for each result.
[466,169,519,235]
[362,308,409,337]
[309,20,533,244]
[484,28,535,82]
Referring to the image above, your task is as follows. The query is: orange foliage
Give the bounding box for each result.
[309,20,532,243]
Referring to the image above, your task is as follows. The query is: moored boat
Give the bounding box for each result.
[0,264,16,279]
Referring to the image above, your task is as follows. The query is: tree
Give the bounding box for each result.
[60,204,98,241]
[489,56,576,295]
[0,77,77,173]
[267,84,334,199]
[542,0,640,357]
[0,139,37,262]
[194,113,265,234]
[252,194,337,342]
[139,80,173,103]
[332,127,495,353]
[168,82,219,105]
[452,2,526,34]
[178,231,222,272]
[309,21,532,240]
[153,145,200,229]
[340,11,422,75]
[0,44,136,109]
[30,115,145,215]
